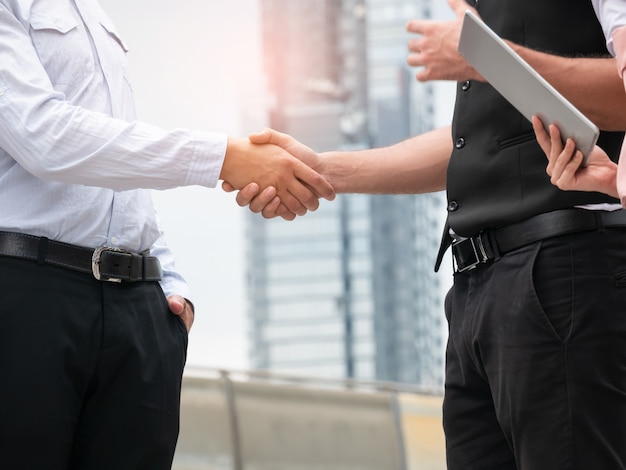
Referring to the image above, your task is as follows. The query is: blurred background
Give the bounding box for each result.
[104,0,456,468]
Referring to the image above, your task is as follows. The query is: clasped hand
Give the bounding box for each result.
[221,129,329,220]
[221,0,487,219]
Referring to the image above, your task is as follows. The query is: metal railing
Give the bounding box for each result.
[173,367,445,470]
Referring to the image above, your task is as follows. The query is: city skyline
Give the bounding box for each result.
[104,0,456,372]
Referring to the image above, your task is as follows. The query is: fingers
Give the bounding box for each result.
[228,182,260,203]
[406,18,427,36]
[233,181,309,218]
[532,115,553,170]
[278,188,309,216]
[531,115,549,151]
[553,149,584,189]
[532,116,564,177]
[295,169,336,203]
[533,115,582,189]
[535,118,583,191]
[549,138,578,185]
[236,185,274,209]
[224,131,335,219]
[250,129,336,203]
[237,185,301,219]
[265,202,296,221]
[546,123,567,176]
[255,195,282,216]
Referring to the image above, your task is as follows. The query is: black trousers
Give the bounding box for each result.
[444,228,626,469]
[0,257,188,469]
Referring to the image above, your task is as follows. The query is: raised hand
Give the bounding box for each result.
[406,0,483,82]
[219,135,335,218]
[532,115,618,197]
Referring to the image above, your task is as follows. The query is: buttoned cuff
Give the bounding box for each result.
[184,131,228,188]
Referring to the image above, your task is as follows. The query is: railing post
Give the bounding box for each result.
[220,370,243,470]
[390,390,409,470]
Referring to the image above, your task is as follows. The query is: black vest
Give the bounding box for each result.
[446,0,624,237]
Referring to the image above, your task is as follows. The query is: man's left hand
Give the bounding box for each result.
[167,295,194,333]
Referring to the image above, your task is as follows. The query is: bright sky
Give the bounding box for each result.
[103,0,264,369]
[102,0,456,371]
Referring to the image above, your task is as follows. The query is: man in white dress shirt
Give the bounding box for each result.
[0,1,334,468]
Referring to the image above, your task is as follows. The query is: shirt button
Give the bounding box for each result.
[462,80,471,91]
[448,201,459,212]
[455,137,466,149]
[111,237,119,245]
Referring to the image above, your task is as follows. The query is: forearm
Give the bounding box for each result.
[318,125,451,194]
[511,44,626,131]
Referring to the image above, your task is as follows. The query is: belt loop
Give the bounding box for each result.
[485,229,501,261]
[141,254,147,281]
[37,236,49,266]
[594,211,605,232]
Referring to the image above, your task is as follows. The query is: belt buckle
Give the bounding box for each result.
[92,246,125,282]
[453,235,489,273]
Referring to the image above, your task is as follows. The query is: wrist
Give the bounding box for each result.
[220,137,247,183]
[318,151,349,193]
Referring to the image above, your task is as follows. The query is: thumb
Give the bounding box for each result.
[249,128,293,148]
[167,295,186,315]
[248,128,272,145]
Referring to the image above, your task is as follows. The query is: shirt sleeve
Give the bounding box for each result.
[150,216,193,300]
[611,25,626,208]
[0,3,227,191]
[593,0,626,57]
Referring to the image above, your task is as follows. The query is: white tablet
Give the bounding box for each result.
[457,10,599,163]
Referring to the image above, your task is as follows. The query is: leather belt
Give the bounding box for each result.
[451,208,626,273]
[0,232,162,282]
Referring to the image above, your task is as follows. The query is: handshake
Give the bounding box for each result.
[219,128,337,220]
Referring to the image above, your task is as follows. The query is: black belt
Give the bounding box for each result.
[0,232,162,282]
[451,208,626,273]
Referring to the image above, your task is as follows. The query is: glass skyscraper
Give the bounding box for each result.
[247,0,445,388]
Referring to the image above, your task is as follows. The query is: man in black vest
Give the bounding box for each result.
[226,0,626,468]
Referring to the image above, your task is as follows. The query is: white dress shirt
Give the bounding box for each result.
[591,0,626,56]
[0,0,229,297]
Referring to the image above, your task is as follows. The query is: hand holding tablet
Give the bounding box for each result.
[457,10,599,165]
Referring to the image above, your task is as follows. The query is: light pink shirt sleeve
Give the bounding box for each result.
[612,25,626,207]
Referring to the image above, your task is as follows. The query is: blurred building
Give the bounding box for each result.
[246,0,445,388]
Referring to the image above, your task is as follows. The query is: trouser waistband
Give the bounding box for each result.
[0,231,162,282]
[450,208,626,273]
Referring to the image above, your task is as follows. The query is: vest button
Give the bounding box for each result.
[462,80,471,91]
[455,137,466,149]
[447,201,459,212]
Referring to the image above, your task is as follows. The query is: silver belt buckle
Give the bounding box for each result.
[454,235,489,273]
[92,246,125,282]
